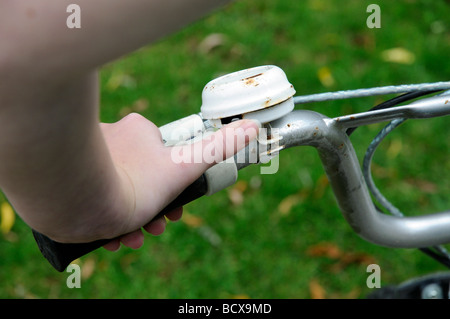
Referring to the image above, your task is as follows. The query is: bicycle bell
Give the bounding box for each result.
[200,65,296,127]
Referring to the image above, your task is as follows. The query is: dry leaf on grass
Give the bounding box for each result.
[227,181,248,206]
[307,242,377,273]
[198,33,228,54]
[1,202,15,235]
[317,66,335,88]
[381,47,415,65]
[106,72,137,91]
[81,258,96,280]
[119,98,149,117]
[277,194,304,216]
[329,253,377,273]
[306,242,342,259]
[313,174,329,199]
[309,278,326,299]
[404,178,438,194]
[182,211,204,228]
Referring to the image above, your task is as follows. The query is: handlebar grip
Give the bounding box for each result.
[33,174,208,272]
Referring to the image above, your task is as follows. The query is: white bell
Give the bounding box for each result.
[200,65,296,125]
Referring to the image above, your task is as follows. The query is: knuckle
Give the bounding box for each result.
[121,112,146,123]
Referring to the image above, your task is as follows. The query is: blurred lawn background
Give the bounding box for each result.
[1,0,450,299]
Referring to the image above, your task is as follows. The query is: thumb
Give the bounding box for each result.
[169,119,260,181]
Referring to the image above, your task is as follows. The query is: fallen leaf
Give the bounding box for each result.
[313,174,329,198]
[198,33,228,54]
[106,72,137,91]
[277,193,304,216]
[307,242,377,273]
[340,252,377,266]
[81,257,96,280]
[1,202,15,235]
[381,47,415,64]
[405,178,438,194]
[132,98,149,112]
[351,33,375,51]
[228,189,244,206]
[182,211,204,228]
[233,180,248,193]
[309,279,326,299]
[306,242,342,259]
[329,252,377,273]
[119,98,149,117]
[317,66,335,88]
[227,181,248,206]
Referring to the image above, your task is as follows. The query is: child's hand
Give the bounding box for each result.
[99,113,259,251]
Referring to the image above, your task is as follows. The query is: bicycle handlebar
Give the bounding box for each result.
[31,66,450,271]
[271,108,450,248]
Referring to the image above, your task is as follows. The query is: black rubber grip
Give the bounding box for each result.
[33,174,208,272]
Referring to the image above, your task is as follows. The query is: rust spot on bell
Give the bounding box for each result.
[244,78,255,86]
[243,73,263,80]
[242,73,263,86]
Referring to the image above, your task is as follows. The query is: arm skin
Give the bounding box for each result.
[0,0,258,250]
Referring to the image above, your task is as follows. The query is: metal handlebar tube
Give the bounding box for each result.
[270,110,450,248]
[332,94,450,129]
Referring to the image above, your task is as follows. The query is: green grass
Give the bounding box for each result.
[1,0,450,299]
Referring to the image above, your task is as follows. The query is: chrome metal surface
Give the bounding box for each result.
[265,110,450,248]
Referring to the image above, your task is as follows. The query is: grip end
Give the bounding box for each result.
[32,230,109,272]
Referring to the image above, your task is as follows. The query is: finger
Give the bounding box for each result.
[143,216,167,236]
[165,206,183,222]
[169,119,260,180]
[200,119,260,166]
[120,229,145,249]
[103,238,121,252]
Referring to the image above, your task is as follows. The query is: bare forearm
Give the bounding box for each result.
[0,72,131,241]
[0,0,235,243]
[0,0,231,80]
